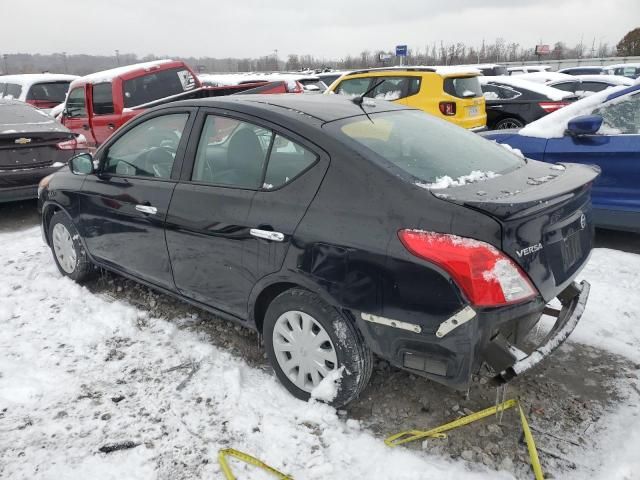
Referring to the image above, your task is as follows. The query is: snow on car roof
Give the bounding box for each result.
[517,72,575,84]
[479,75,573,101]
[73,59,174,84]
[604,62,640,69]
[519,84,639,138]
[0,73,78,88]
[574,74,634,86]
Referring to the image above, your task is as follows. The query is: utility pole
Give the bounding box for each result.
[273,49,278,71]
[115,49,120,66]
[2,54,8,74]
[62,52,68,73]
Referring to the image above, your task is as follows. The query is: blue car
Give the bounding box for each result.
[482,84,640,232]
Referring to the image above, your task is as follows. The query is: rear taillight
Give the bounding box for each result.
[439,101,457,116]
[538,101,569,113]
[56,134,87,151]
[398,230,537,307]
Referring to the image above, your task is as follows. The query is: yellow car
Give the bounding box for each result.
[326,67,487,131]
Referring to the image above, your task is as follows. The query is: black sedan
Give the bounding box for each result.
[0,99,86,202]
[479,76,577,129]
[39,95,595,407]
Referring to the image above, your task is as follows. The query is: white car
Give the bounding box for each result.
[0,73,78,112]
[603,63,640,79]
[517,72,633,98]
[507,65,552,75]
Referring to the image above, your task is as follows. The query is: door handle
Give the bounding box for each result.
[107,123,115,130]
[82,124,90,130]
[250,228,284,242]
[135,204,157,215]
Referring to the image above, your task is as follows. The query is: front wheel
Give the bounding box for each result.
[48,211,93,282]
[264,288,372,408]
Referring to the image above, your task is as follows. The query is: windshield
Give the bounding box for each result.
[328,110,524,185]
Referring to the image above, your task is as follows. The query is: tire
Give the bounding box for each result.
[264,288,373,408]
[48,210,93,282]
[495,117,525,130]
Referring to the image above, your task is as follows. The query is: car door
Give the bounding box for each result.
[78,108,195,290]
[544,91,640,222]
[87,82,121,147]
[63,86,97,146]
[165,110,328,319]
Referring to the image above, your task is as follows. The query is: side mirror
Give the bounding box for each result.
[567,115,603,136]
[69,153,94,175]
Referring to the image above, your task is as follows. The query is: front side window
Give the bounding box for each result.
[330,110,524,185]
[92,83,115,115]
[592,93,640,134]
[580,82,609,93]
[103,113,188,178]
[66,87,86,118]
[192,115,272,189]
[122,67,196,108]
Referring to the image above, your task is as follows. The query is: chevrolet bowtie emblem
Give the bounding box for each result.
[14,137,32,144]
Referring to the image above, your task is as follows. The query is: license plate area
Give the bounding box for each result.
[466,105,479,117]
[561,231,583,271]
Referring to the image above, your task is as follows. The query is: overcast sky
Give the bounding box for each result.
[3,0,638,59]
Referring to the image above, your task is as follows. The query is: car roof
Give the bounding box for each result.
[480,75,574,101]
[69,59,184,87]
[170,93,412,123]
[342,65,480,78]
[0,73,78,87]
[574,74,634,85]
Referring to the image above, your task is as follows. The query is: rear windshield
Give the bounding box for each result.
[122,67,197,108]
[328,110,524,185]
[26,82,71,103]
[443,77,482,98]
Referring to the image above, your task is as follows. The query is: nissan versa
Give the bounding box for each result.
[38,94,596,407]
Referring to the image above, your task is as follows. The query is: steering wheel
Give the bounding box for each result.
[142,146,174,178]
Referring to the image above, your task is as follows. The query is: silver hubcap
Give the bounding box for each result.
[272,310,338,392]
[498,120,522,129]
[52,223,77,274]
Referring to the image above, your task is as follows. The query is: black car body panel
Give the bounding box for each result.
[40,95,595,391]
[0,100,84,202]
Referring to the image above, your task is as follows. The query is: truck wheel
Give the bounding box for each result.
[264,288,373,408]
[48,211,93,283]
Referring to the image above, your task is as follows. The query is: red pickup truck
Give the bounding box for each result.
[60,60,301,148]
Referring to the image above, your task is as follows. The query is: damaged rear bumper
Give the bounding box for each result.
[485,280,590,384]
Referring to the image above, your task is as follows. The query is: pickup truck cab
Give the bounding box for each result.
[61,60,200,149]
[60,60,297,149]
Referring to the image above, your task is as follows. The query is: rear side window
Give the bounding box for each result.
[123,67,197,108]
[331,110,524,185]
[26,82,70,103]
[92,83,114,115]
[580,82,609,93]
[264,135,317,189]
[66,87,86,118]
[4,83,22,99]
[482,83,521,100]
[192,115,272,189]
[368,76,421,100]
[551,82,578,93]
[104,113,188,178]
[443,77,482,98]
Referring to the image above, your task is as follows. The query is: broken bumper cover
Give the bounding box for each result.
[491,280,590,384]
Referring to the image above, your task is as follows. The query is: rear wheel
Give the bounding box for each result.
[264,288,372,408]
[48,211,93,282]
[495,117,525,129]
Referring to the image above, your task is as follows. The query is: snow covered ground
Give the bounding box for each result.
[1,226,639,479]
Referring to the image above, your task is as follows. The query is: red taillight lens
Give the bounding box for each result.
[56,134,87,151]
[398,230,537,307]
[439,101,457,116]
[538,101,569,113]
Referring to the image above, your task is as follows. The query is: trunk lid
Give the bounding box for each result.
[434,159,600,301]
[0,131,75,170]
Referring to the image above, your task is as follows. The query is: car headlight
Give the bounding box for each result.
[38,174,54,199]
